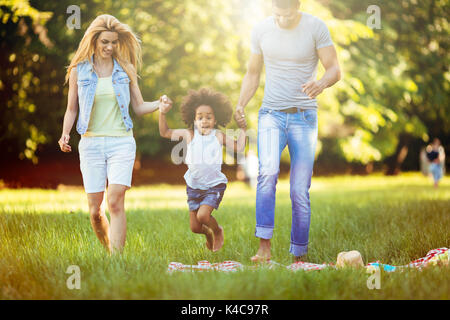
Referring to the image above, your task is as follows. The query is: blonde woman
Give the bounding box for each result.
[58,15,172,253]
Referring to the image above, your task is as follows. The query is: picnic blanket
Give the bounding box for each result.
[367,247,449,272]
[168,260,244,273]
[167,247,449,273]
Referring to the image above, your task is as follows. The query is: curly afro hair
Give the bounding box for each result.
[180,88,233,129]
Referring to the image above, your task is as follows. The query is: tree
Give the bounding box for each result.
[324,0,449,173]
[0,0,54,163]
[2,0,447,175]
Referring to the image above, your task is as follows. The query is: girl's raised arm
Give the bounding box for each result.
[216,128,247,153]
[159,101,193,143]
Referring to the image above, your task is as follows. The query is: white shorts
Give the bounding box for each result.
[78,136,136,193]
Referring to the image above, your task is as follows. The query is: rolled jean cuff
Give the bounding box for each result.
[290,243,308,257]
[255,226,273,239]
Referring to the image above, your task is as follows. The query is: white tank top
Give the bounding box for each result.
[184,128,228,190]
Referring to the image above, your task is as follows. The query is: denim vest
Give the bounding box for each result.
[76,56,133,135]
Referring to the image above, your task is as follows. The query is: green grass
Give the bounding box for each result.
[0,173,449,299]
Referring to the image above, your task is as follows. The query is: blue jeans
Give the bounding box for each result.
[255,107,318,257]
[429,162,443,183]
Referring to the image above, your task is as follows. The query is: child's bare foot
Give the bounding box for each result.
[202,225,214,251]
[205,233,214,251]
[213,226,224,252]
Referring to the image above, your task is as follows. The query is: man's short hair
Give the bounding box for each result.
[272,0,300,9]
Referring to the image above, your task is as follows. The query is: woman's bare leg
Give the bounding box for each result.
[107,184,128,254]
[87,191,111,252]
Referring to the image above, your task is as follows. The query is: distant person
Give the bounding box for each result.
[58,15,169,254]
[426,138,445,188]
[234,0,341,262]
[159,88,247,251]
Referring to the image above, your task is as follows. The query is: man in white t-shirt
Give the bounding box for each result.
[234,0,341,262]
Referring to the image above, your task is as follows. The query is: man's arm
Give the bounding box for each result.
[302,45,341,99]
[235,53,264,127]
[237,53,264,108]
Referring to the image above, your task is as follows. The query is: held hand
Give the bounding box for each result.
[302,80,325,99]
[159,95,173,114]
[234,105,247,128]
[58,134,71,153]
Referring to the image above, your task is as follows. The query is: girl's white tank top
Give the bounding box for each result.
[183,128,228,190]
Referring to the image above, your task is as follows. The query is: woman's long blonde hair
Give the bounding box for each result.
[65,14,141,84]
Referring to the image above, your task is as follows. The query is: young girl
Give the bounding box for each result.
[159,88,247,251]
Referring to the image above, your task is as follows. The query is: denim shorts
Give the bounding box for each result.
[186,183,227,211]
[78,136,136,193]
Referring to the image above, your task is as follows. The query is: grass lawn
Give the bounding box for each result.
[0,173,449,299]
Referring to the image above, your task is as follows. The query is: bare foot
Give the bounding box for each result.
[213,226,224,252]
[251,248,271,262]
[205,234,214,251]
[250,254,271,263]
[251,239,271,262]
[202,225,214,251]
